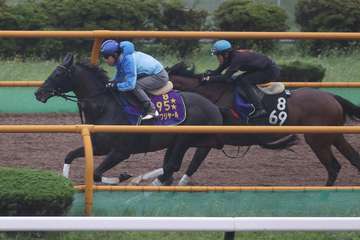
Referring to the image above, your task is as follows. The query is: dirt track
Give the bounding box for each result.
[1,113,360,186]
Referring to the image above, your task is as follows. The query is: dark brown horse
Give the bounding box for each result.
[165,62,360,186]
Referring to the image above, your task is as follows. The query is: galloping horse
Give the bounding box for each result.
[34,54,225,185]
[165,62,360,186]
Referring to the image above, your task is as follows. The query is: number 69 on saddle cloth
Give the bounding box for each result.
[234,83,290,126]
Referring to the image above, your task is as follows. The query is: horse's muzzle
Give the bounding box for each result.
[34,89,52,103]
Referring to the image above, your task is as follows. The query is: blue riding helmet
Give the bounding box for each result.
[211,40,232,55]
[100,40,120,58]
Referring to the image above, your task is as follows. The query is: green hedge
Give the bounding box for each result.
[295,0,360,55]
[0,167,74,216]
[0,0,208,59]
[214,0,289,52]
[278,60,326,82]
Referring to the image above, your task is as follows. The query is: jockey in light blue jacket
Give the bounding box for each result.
[100,40,169,120]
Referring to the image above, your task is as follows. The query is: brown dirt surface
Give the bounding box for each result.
[1,113,360,186]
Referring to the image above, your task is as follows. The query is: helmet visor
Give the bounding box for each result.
[102,53,112,59]
[210,47,219,56]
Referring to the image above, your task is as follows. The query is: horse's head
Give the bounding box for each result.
[167,62,232,104]
[35,53,75,103]
[167,62,202,91]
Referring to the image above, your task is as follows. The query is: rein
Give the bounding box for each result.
[56,91,107,124]
[51,63,140,125]
[54,64,112,124]
[222,146,251,159]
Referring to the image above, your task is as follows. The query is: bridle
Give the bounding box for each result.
[49,64,112,124]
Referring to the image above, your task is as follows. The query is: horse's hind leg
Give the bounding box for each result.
[129,143,176,185]
[156,139,191,185]
[305,134,341,186]
[334,135,360,172]
[178,147,212,185]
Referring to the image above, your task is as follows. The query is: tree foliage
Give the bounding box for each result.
[157,0,208,58]
[0,0,208,59]
[214,0,288,52]
[295,0,360,55]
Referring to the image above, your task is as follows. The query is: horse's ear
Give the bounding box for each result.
[63,53,74,67]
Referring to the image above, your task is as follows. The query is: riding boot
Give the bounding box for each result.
[132,87,159,120]
[243,85,267,118]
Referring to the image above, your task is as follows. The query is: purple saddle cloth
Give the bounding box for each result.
[123,90,186,125]
[234,92,254,119]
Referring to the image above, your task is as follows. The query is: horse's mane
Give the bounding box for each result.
[76,60,109,84]
[166,62,198,78]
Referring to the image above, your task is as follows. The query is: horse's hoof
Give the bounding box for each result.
[94,174,102,182]
[119,172,133,182]
[129,176,143,185]
[178,175,190,186]
[101,177,119,185]
[162,176,174,186]
[151,178,164,186]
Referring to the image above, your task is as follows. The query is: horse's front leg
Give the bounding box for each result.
[63,144,109,178]
[94,149,131,183]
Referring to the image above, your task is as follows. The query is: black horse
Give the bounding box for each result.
[34,54,224,185]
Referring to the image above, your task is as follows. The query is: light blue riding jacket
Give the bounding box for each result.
[113,41,164,91]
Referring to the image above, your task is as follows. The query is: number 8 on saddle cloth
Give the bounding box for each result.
[233,83,290,125]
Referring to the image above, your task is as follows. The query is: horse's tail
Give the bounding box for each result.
[333,95,360,121]
[259,134,299,150]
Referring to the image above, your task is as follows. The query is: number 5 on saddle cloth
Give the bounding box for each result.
[233,82,290,125]
[121,89,186,126]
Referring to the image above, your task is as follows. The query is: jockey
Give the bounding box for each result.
[100,39,169,120]
[203,40,280,119]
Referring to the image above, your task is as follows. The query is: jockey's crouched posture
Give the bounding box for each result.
[203,40,280,119]
[100,40,169,120]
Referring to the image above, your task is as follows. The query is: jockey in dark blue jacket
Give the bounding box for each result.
[203,40,280,119]
[100,40,169,120]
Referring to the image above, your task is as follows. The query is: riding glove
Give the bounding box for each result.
[205,69,216,76]
[202,74,211,82]
[105,81,117,90]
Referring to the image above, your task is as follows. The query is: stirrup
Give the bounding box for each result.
[249,109,267,118]
[141,110,159,120]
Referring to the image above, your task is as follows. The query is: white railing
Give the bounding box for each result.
[1,217,360,231]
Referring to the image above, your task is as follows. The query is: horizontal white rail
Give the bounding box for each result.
[1,217,360,231]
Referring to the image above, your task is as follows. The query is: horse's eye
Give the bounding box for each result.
[53,69,64,78]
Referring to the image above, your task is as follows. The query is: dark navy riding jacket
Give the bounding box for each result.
[209,49,276,83]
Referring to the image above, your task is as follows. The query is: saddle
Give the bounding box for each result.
[148,81,174,95]
[236,82,285,100]
[231,82,290,125]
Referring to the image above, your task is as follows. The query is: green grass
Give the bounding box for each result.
[1,48,360,83]
[1,44,360,83]
[180,44,360,83]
